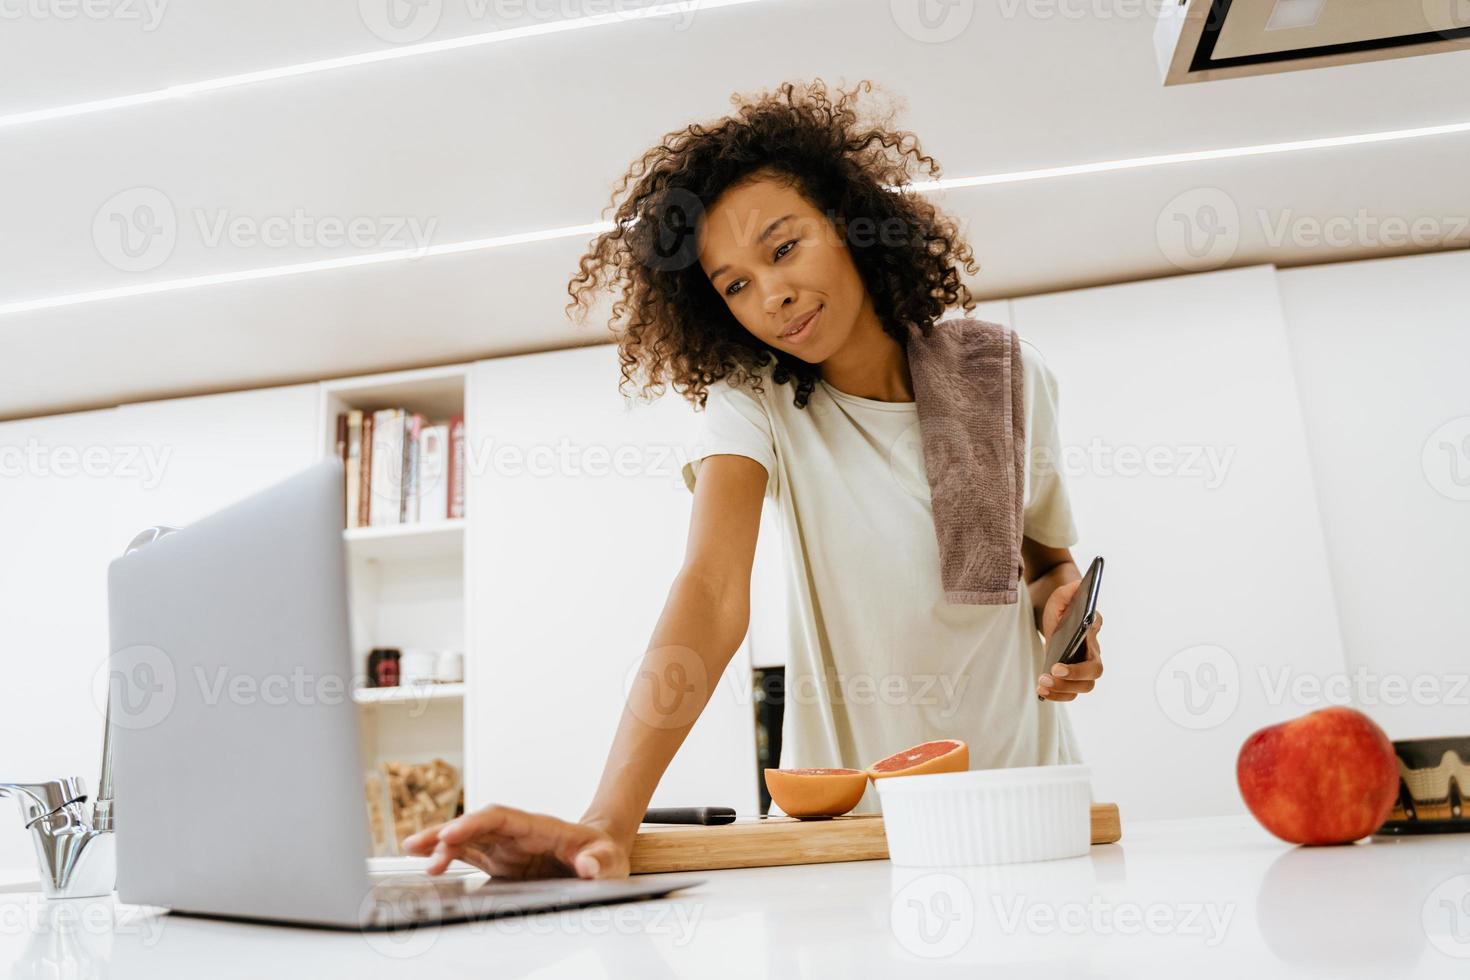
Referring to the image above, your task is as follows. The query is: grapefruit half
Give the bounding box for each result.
[866,739,969,780]
[764,767,868,818]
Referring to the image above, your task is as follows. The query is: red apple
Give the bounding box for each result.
[1236,705,1400,845]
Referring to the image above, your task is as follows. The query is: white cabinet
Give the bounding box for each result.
[465,344,759,819]
[1277,249,1470,741]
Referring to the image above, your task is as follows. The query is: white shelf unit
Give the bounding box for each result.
[354,682,466,705]
[318,364,473,798]
[344,518,465,563]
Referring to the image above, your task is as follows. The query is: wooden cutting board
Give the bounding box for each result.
[629,802,1120,874]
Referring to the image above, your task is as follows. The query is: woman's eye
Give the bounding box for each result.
[724,240,799,297]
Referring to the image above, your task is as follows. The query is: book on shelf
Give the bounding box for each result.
[402,412,422,525]
[418,422,449,524]
[344,410,363,532]
[335,413,349,523]
[358,411,374,528]
[448,414,465,520]
[369,408,403,528]
[337,406,465,530]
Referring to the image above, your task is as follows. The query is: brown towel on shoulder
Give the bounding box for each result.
[904,317,1026,605]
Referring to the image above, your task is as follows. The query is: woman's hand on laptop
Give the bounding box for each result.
[401,804,631,879]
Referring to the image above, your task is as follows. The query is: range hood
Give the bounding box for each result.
[1156,0,1470,84]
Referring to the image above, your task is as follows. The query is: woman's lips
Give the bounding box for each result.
[782,306,821,344]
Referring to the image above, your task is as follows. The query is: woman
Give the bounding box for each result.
[404,78,1104,879]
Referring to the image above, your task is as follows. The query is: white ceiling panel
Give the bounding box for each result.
[2,0,1468,419]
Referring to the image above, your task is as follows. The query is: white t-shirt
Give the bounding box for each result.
[681,331,1084,814]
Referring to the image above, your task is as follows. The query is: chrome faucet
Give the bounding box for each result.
[1,525,179,899]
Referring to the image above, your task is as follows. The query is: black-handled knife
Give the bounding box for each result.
[642,806,737,825]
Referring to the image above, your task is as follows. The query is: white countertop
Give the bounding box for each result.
[3,815,1468,978]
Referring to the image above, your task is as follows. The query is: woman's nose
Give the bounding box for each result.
[763,287,796,317]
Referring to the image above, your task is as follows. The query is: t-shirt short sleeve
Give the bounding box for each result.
[1019,339,1080,548]
[680,376,779,499]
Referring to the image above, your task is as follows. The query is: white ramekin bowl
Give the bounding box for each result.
[874,764,1092,867]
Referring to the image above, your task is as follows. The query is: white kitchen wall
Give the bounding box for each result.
[1277,248,1470,740]
[0,407,130,873]
[1010,263,1349,820]
[4,251,1464,877]
[111,385,321,527]
[744,506,787,671]
[0,385,319,872]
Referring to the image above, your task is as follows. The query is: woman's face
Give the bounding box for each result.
[697,176,868,363]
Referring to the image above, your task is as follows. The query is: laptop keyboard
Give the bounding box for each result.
[363,876,634,927]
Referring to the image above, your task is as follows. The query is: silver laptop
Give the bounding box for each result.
[106,458,701,929]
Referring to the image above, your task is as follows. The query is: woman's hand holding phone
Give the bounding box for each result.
[1038,578,1105,702]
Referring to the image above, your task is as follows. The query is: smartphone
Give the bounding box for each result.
[1043,556,1104,672]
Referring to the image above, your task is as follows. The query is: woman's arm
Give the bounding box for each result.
[578,576,755,848]
[402,453,767,878]
[578,453,767,845]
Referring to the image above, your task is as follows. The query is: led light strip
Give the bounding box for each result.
[913,118,1470,190]
[0,0,766,131]
[0,221,614,317]
[2,117,1468,319]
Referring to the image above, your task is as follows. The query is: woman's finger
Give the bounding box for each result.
[425,840,455,876]
[1084,631,1103,673]
[401,821,449,854]
[444,804,588,858]
[1053,664,1101,686]
[1039,665,1097,691]
[425,803,617,879]
[1039,630,1104,697]
[1048,650,1102,682]
[565,836,626,879]
[428,836,520,877]
[549,824,619,874]
[438,803,531,845]
[457,842,497,872]
[429,842,495,876]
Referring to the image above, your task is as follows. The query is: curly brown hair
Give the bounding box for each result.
[564,78,980,411]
